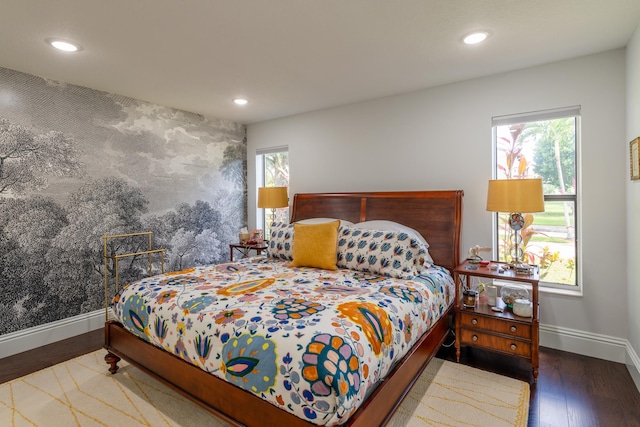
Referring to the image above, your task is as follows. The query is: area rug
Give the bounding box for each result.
[0,351,529,426]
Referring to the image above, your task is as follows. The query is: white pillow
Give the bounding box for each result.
[352,220,434,265]
[296,218,354,227]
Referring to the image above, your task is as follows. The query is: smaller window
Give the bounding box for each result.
[256,147,289,237]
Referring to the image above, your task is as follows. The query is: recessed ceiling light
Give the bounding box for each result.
[463,31,489,45]
[233,98,249,106]
[46,38,82,52]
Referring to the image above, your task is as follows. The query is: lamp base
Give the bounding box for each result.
[508,213,525,266]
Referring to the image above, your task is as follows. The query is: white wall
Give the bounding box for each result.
[248,50,627,357]
[627,24,640,387]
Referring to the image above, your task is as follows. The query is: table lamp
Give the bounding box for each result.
[258,186,289,227]
[486,178,544,266]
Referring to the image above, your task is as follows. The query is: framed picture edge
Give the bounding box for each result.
[631,137,640,180]
[250,229,264,243]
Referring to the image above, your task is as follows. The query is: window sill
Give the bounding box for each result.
[539,284,582,297]
[492,278,582,297]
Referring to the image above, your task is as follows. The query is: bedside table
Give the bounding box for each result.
[229,242,268,262]
[454,260,540,382]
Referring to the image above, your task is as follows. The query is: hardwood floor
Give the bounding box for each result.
[2,329,639,426]
[0,329,103,384]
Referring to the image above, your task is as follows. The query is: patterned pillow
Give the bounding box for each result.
[267,222,294,260]
[336,226,428,279]
[352,220,434,266]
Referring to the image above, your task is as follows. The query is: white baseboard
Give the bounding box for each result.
[540,323,628,362]
[540,323,640,392]
[0,309,106,359]
[626,341,640,392]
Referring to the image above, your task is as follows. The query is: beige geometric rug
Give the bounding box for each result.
[0,350,529,427]
[387,358,530,427]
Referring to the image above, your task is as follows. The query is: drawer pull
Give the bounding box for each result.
[471,318,478,325]
[472,335,478,342]
[510,326,517,332]
[510,344,517,350]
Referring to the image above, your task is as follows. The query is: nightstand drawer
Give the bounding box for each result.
[460,329,532,357]
[460,312,531,339]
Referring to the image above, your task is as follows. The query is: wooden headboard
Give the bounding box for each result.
[289,190,463,272]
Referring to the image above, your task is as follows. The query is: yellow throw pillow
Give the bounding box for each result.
[291,220,340,270]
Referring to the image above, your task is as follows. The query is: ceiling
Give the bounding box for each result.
[2,1,640,125]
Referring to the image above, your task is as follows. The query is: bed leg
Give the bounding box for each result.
[104,351,121,374]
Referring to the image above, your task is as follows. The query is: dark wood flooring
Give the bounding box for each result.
[0,329,103,383]
[2,329,639,426]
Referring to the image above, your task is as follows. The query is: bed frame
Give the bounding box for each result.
[104,190,463,427]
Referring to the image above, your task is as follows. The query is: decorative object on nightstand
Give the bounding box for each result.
[454,259,540,382]
[463,289,478,308]
[258,186,289,226]
[239,227,250,243]
[486,284,498,306]
[250,228,264,243]
[512,298,533,317]
[467,245,491,263]
[486,178,544,266]
[500,283,530,308]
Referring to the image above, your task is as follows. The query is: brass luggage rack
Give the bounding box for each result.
[102,231,165,320]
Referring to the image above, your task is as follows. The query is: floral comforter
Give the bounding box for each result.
[112,256,454,426]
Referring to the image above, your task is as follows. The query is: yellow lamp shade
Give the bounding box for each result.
[258,187,289,209]
[486,179,544,213]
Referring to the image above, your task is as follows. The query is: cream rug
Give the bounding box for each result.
[0,351,529,427]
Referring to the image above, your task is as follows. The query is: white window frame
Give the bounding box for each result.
[491,106,582,295]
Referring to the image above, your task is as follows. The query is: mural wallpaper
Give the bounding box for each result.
[0,67,247,335]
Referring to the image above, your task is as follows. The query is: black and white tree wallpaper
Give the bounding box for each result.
[0,67,247,335]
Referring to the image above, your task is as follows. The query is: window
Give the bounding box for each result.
[492,107,579,289]
[256,147,289,236]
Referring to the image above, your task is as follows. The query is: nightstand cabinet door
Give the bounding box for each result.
[460,312,531,339]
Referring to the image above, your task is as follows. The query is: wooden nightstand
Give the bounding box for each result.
[454,260,540,382]
[229,242,268,262]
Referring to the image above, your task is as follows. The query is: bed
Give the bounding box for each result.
[104,190,463,427]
